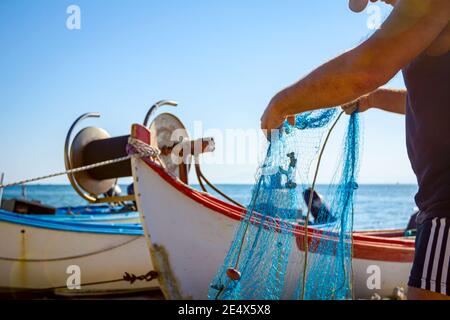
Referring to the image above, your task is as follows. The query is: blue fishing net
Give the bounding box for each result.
[208,108,360,300]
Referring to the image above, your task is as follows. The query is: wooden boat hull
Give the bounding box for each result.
[0,211,158,296]
[131,124,415,300]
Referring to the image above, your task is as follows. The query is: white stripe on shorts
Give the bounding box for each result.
[440,224,450,295]
[430,218,446,292]
[421,218,438,289]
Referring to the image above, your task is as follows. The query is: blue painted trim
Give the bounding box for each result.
[0,210,144,236]
[56,205,134,215]
[46,211,140,223]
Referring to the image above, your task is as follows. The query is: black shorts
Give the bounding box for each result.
[408,217,450,296]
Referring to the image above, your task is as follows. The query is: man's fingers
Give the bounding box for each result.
[261,118,286,141]
[341,100,359,115]
[287,115,296,126]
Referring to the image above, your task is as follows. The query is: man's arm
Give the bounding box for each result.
[261,0,450,130]
[344,88,407,115]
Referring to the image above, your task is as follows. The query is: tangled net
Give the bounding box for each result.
[208,108,360,300]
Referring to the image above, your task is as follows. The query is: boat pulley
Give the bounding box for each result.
[64,113,134,204]
[64,100,182,203]
[64,100,215,202]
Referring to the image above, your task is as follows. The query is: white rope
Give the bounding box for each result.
[0,138,160,190]
[127,137,160,158]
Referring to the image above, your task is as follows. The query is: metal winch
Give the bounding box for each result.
[65,100,215,204]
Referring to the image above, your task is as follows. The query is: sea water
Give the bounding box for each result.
[2,184,418,231]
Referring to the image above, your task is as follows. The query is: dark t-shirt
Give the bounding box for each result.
[403,51,450,219]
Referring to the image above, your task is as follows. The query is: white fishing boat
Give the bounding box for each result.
[0,111,160,297]
[129,120,415,300]
[0,211,157,296]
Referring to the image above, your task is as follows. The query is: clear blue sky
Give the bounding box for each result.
[0,0,415,185]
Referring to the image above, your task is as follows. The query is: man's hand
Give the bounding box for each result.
[342,88,407,115]
[342,94,371,115]
[261,95,288,131]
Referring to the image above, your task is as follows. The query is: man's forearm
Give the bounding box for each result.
[369,88,407,115]
[261,0,449,131]
[275,48,385,116]
[269,0,449,119]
